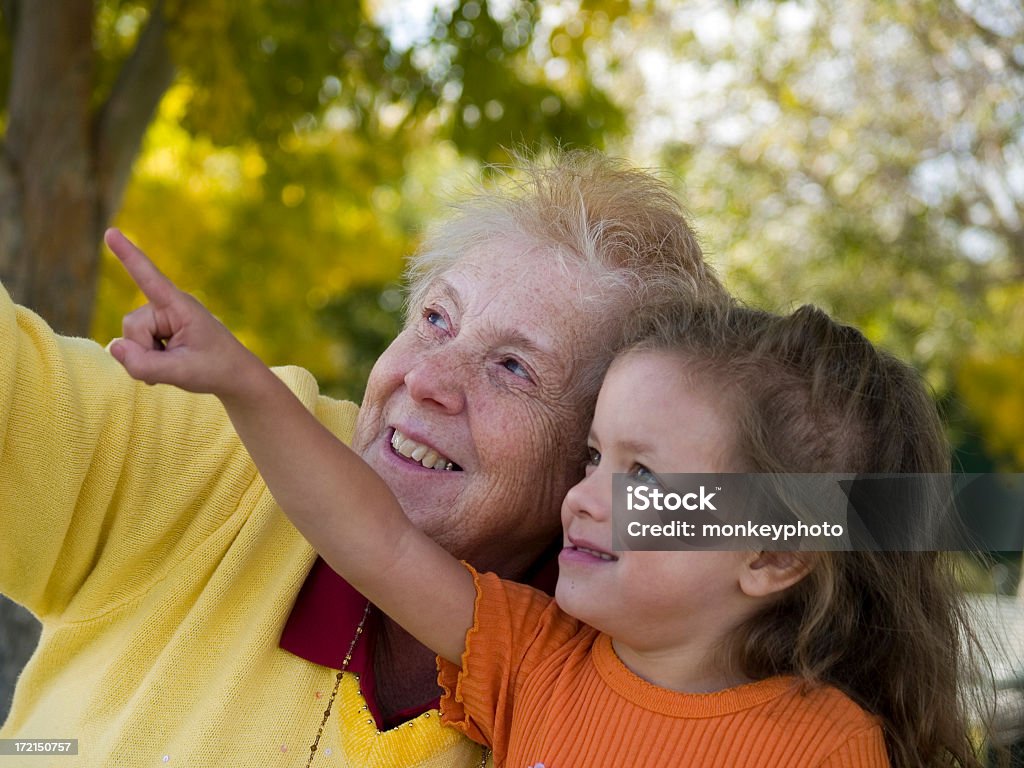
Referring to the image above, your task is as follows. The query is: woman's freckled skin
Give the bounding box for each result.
[351,240,610,578]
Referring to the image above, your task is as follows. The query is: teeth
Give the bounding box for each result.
[391,429,455,471]
[577,546,616,561]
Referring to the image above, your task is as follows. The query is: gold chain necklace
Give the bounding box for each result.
[305,601,371,767]
[305,601,490,768]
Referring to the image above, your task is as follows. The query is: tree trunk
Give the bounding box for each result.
[0,0,175,336]
[1,0,98,335]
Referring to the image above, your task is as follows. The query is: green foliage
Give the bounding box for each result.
[958,351,1024,472]
[603,0,1024,469]
[436,1,625,159]
[92,1,153,107]
[316,282,405,403]
[157,0,627,157]
[87,0,626,400]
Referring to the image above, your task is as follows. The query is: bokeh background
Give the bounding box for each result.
[1,0,1022,743]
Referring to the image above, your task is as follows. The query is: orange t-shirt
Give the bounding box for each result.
[437,568,890,768]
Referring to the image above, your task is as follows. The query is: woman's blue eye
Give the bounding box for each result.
[501,358,531,381]
[425,310,449,331]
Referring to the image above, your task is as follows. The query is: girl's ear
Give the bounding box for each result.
[739,551,814,598]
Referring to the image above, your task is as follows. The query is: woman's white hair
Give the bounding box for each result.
[405,148,727,391]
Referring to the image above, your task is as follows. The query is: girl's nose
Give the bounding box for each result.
[404,348,467,414]
[563,468,611,523]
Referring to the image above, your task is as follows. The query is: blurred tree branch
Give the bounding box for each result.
[95,0,176,226]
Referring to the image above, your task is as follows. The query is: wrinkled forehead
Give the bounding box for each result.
[435,241,620,347]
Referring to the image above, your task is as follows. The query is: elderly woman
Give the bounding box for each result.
[0,151,723,767]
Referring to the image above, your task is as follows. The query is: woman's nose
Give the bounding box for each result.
[403,348,467,414]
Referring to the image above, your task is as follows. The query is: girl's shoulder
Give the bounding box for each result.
[744,678,888,765]
[768,677,882,733]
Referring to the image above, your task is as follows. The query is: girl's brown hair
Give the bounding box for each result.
[630,302,985,768]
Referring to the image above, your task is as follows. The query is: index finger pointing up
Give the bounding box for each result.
[104,228,179,306]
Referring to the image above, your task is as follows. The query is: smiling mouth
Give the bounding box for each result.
[390,428,462,471]
[570,544,618,561]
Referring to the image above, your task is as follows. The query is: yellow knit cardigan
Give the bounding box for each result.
[0,285,488,768]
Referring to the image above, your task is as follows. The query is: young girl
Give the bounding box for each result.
[106,229,982,768]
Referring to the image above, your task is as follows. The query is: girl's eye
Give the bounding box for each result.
[586,447,601,467]
[631,465,659,486]
[501,357,532,381]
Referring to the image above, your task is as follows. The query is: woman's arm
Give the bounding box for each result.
[106,228,476,664]
[0,275,276,621]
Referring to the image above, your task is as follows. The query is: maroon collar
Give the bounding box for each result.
[280,545,560,730]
